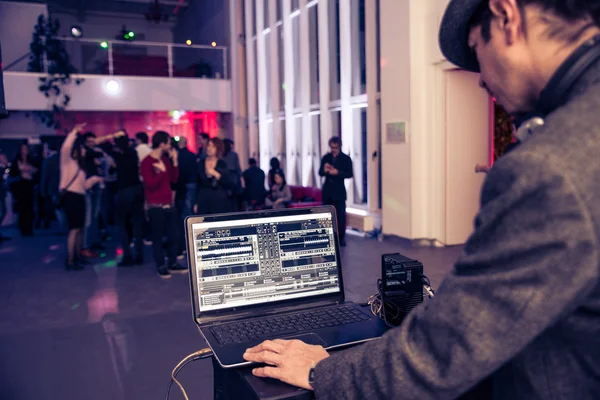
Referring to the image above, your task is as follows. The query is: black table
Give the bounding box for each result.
[213,356,312,400]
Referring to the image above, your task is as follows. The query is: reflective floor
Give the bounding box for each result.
[0,227,461,400]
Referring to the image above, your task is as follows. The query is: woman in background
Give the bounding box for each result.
[266,169,291,209]
[10,143,38,236]
[59,123,104,270]
[194,138,232,215]
[268,157,280,188]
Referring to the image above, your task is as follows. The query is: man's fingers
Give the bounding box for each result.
[243,350,283,366]
[252,366,281,380]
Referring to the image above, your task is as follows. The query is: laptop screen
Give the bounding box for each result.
[190,211,341,312]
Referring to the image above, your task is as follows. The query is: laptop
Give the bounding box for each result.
[185,205,388,368]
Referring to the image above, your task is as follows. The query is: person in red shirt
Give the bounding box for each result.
[140,131,186,279]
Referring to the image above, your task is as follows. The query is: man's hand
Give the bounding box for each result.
[329,167,339,176]
[243,339,330,390]
[324,163,332,173]
[153,160,166,173]
[72,122,87,134]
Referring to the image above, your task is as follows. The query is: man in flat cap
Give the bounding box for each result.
[243,1,600,399]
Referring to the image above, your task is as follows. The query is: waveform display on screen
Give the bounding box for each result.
[199,245,253,257]
[282,254,336,269]
[198,241,254,261]
[279,233,331,252]
[201,263,260,277]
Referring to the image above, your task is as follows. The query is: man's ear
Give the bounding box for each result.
[489,0,524,45]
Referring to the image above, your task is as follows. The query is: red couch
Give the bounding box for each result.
[288,186,322,208]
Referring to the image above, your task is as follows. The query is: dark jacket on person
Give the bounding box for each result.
[41,152,60,198]
[243,165,266,203]
[313,57,600,400]
[223,151,243,196]
[195,158,232,214]
[177,147,198,185]
[318,152,353,201]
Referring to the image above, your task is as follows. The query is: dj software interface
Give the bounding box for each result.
[191,214,340,311]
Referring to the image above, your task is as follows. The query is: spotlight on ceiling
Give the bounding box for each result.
[70,26,83,38]
[105,79,121,95]
[211,41,217,47]
[186,39,192,45]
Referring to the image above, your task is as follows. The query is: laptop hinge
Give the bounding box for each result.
[197,299,342,327]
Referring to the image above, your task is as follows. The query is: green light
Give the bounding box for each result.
[128,31,135,37]
[100,41,108,49]
[282,83,286,90]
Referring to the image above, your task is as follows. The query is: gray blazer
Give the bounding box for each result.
[313,62,600,399]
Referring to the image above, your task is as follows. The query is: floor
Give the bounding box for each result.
[0,226,462,400]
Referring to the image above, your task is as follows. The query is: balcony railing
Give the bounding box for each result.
[6,37,228,79]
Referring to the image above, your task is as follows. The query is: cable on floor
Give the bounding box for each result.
[165,348,213,400]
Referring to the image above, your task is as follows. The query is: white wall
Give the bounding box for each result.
[4,72,232,112]
[380,0,412,238]
[380,0,489,244]
[0,2,48,72]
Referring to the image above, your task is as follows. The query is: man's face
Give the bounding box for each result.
[330,143,340,157]
[85,137,95,149]
[468,9,538,114]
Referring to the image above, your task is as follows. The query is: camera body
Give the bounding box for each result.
[381,253,424,317]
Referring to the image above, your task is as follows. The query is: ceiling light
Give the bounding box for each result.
[70,26,83,38]
[105,79,120,95]
[211,42,217,47]
[186,39,192,45]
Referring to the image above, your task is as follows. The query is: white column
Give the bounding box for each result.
[317,0,332,168]
[256,0,270,173]
[245,0,259,161]
[229,0,249,169]
[268,0,282,164]
[365,0,380,212]
[299,0,313,186]
[339,0,355,202]
[282,0,299,185]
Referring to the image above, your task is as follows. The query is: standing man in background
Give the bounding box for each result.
[174,136,197,255]
[140,131,186,279]
[318,137,353,246]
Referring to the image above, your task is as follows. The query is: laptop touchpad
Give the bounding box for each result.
[280,333,327,347]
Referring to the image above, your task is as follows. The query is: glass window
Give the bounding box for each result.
[351,0,366,96]
[250,0,257,37]
[264,0,270,28]
[265,32,272,114]
[278,26,285,111]
[309,4,319,105]
[329,0,341,102]
[253,38,259,117]
[276,0,282,22]
[356,107,367,204]
[292,16,302,109]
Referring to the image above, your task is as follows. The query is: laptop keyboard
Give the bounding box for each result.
[209,306,370,345]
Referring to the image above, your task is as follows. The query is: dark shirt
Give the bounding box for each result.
[111,148,140,191]
[177,148,198,185]
[243,165,266,202]
[318,152,353,201]
[41,153,60,197]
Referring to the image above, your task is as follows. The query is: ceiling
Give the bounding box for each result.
[17,0,190,20]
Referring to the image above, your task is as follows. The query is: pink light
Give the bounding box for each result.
[116,248,124,256]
